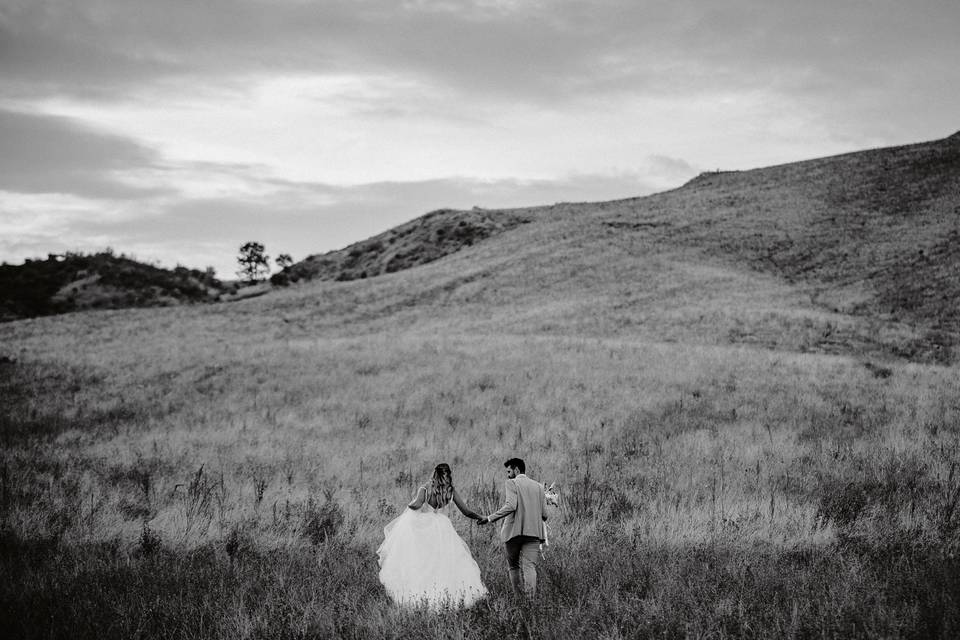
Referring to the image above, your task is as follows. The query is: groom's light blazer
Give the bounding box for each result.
[486,474,547,543]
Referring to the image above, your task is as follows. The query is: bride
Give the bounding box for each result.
[377,463,488,609]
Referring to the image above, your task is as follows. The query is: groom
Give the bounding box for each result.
[479,457,548,597]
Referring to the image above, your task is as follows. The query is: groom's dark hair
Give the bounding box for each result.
[504,458,525,473]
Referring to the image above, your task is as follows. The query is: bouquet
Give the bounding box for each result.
[541,482,560,554]
[544,482,560,507]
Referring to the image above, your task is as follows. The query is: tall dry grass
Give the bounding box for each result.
[1,305,959,638]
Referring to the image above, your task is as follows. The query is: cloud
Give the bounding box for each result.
[0,108,170,198]
[3,1,957,174]
[4,0,957,114]
[0,21,178,101]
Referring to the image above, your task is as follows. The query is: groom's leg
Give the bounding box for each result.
[509,569,523,596]
[504,539,524,595]
[518,538,541,597]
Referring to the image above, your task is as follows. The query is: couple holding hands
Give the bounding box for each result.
[376,458,550,610]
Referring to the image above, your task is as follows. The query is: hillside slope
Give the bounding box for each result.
[595,131,960,360]
[260,131,960,364]
[645,132,959,322]
[278,207,532,285]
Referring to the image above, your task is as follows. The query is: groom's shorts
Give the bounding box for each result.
[505,535,541,569]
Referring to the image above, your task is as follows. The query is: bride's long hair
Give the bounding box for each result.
[427,463,454,506]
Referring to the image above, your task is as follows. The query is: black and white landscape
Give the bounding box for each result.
[2,2,959,638]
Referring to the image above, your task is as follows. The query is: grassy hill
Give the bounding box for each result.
[1,133,959,638]
[264,130,960,365]
[623,132,960,361]
[0,251,234,321]
[275,207,532,285]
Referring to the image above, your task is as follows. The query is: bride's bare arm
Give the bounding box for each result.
[452,488,481,520]
[407,486,427,510]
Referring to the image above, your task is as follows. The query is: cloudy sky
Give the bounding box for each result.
[2,0,958,277]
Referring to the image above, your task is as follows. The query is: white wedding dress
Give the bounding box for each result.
[377,499,487,610]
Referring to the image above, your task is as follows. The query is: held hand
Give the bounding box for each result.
[476,517,489,525]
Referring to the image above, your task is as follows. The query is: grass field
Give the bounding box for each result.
[2,298,959,638]
[2,134,959,638]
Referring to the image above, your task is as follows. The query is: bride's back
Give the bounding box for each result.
[423,484,452,510]
[424,463,455,509]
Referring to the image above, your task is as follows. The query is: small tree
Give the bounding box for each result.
[276,253,294,271]
[236,241,270,284]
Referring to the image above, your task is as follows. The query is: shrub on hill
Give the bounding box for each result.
[0,258,70,320]
[0,252,232,321]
